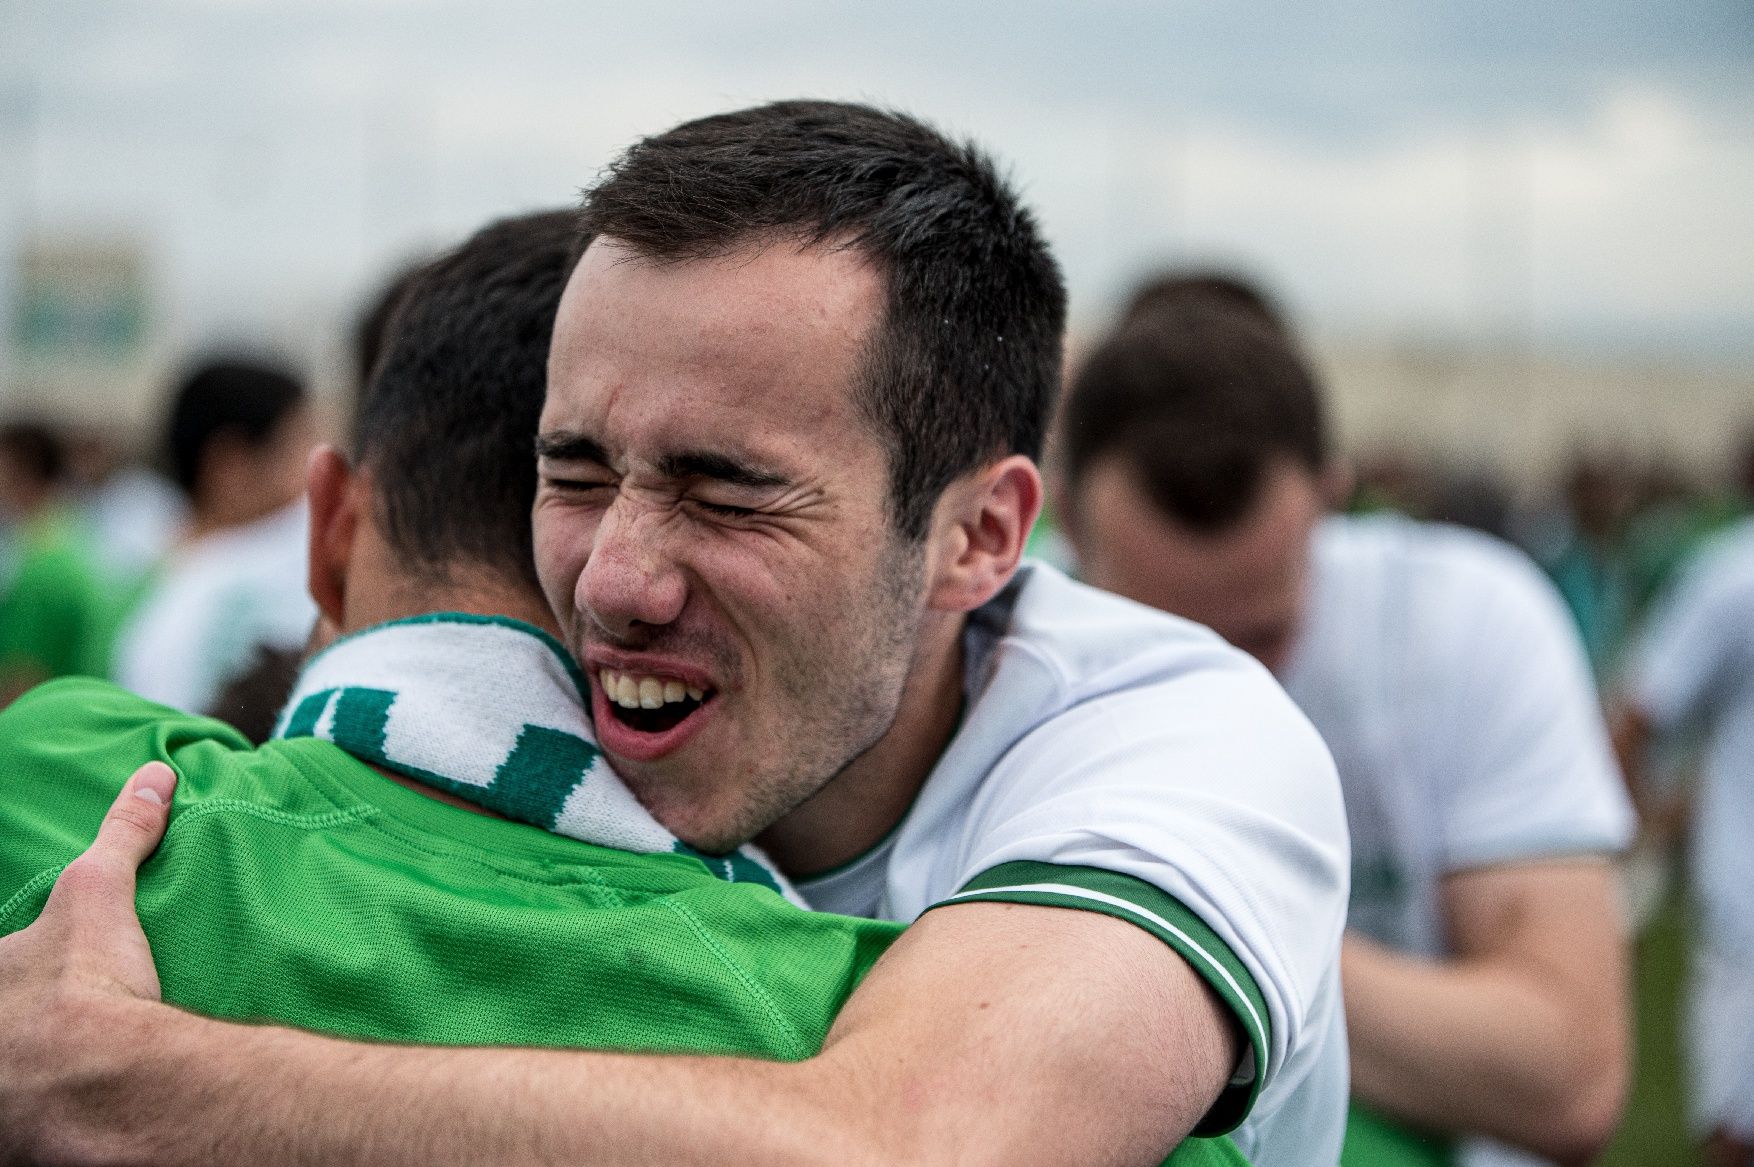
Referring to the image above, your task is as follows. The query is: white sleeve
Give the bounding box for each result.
[113,579,216,712]
[928,656,1348,1133]
[1425,549,1634,870]
[1630,549,1748,731]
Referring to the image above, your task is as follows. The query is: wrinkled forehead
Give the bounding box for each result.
[543,236,889,469]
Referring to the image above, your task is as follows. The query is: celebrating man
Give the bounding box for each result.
[1,103,1347,1166]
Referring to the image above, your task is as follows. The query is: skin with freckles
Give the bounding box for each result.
[536,236,961,859]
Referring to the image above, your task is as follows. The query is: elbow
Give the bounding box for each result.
[1524,1065,1628,1165]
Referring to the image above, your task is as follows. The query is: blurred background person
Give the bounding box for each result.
[0,420,105,703]
[1055,279,1634,1167]
[64,425,188,595]
[1613,452,1754,1167]
[110,357,318,717]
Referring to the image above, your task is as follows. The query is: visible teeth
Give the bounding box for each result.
[599,670,708,708]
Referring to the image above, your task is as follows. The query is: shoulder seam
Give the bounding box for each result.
[657,897,810,1060]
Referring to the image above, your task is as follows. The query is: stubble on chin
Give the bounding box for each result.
[650,535,929,856]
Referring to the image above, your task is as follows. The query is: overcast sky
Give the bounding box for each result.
[3,0,1751,375]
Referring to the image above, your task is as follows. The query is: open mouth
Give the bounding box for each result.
[596,669,713,736]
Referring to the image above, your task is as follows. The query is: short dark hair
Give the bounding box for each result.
[1121,270,1287,336]
[352,259,429,393]
[0,421,68,487]
[581,100,1066,539]
[1062,302,1330,534]
[165,358,308,497]
[353,209,582,591]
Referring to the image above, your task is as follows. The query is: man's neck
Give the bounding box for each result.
[755,612,966,877]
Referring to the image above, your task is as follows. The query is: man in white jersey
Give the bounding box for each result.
[0,104,1345,1166]
[1617,514,1754,1167]
[1056,282,1633,1167]
[112,358,318,714]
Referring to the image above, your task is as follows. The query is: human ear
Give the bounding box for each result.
[925,454,1043,614]
[304,446,360,626]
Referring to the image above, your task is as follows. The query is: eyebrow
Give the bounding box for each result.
[534,432,608,463]
[535,434,790,491]
[658,450,790,490]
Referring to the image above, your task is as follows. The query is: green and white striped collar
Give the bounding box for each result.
[272,613,796,902]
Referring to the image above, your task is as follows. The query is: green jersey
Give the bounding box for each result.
[0,678,894,1055]
[0,678,1249,1165]
[1341,1103,1453,1167]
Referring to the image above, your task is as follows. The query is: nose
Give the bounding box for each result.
[575,492,689,641]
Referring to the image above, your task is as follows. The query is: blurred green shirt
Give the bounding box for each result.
[0,510,107,697]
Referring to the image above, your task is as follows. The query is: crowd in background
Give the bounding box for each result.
[1347,443,1754,684]
[0,358,318,735]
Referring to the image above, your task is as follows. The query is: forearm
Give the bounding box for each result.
[26,902,1224,1167]
[35,996,861,1167]
[1343,934,1625,1162]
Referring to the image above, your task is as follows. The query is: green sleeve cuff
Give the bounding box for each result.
[927,859,1270,1136]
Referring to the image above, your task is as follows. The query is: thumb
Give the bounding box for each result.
[85,761,178,874]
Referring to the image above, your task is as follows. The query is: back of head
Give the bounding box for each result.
[353,208,583,592]
[0,421,69,491]
[351,259,430,396]
[581,99,1067,539]
[165,358,308,499]
[1062,301,1330,534]
[1735,426,1754,502]
[1121,270,1288,337]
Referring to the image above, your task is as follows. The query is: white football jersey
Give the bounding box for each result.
[114,500,318,715]
[1280,515,1634,1167]
[801,562,1351,1167]
[1631,516,1754,953]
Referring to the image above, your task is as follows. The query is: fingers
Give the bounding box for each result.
[26,762,177,1006]
[83,762,178,876]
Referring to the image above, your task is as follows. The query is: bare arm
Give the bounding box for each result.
[2,768,1237,1167]
[1343,859,1630,1164]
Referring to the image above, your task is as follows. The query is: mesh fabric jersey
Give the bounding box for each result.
[0,677,894,1057]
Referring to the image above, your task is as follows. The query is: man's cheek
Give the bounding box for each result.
[531,531,584,624]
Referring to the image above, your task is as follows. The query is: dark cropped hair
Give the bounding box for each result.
[353,209,582,591]
[164,358,307,497]
[0,421,69,487]
[581,99,1066,540]
[351,259,429,393]
[1062,301,1330,534]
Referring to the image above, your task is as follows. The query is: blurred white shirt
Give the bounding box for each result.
[1631,516,1754,952]
[76,466,189,587]
[1281,514,1634,1167]
[113,499,316,715]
